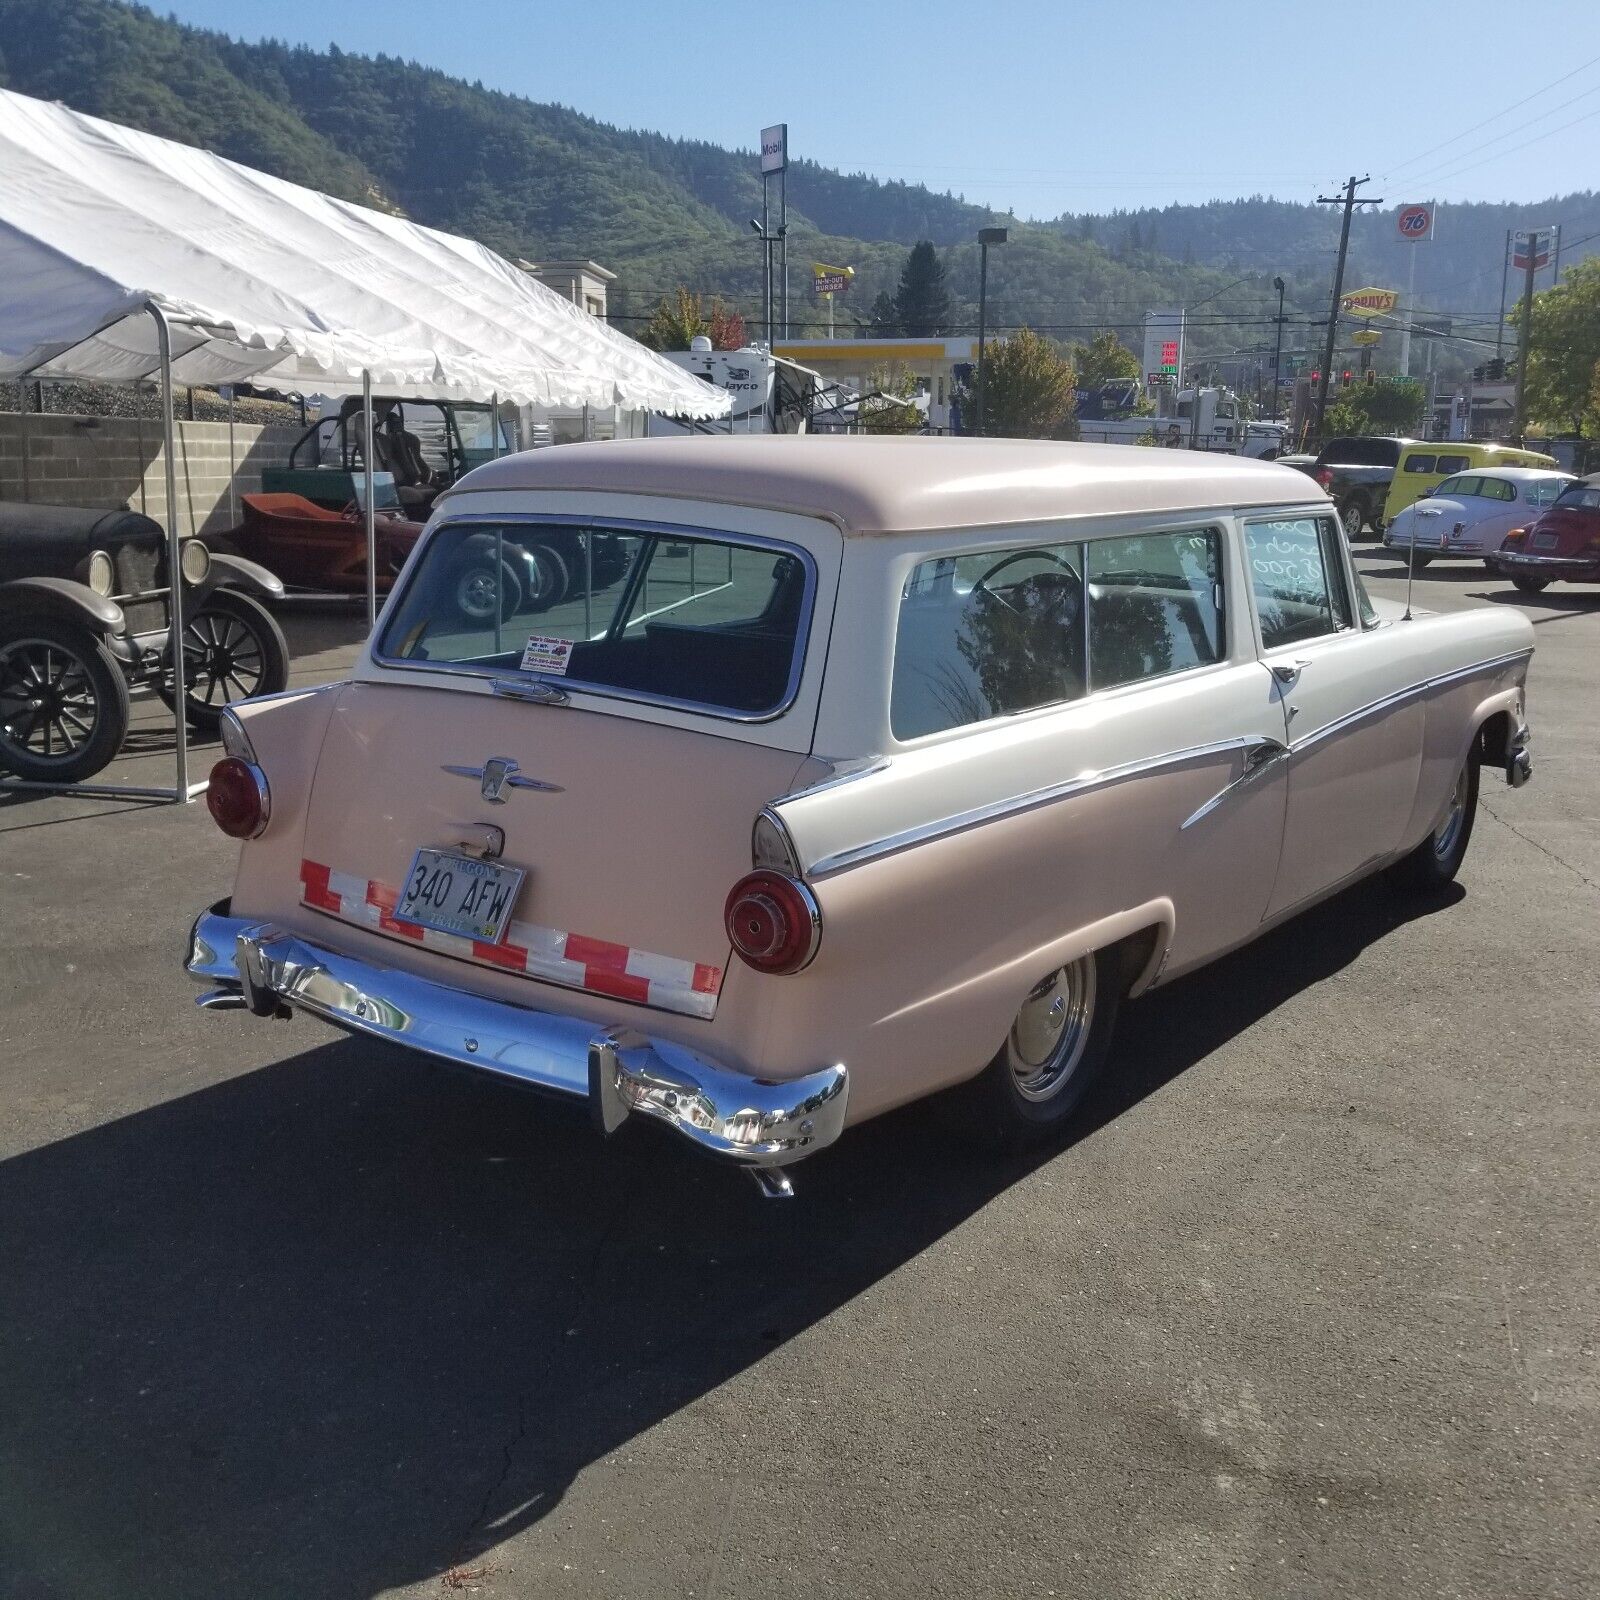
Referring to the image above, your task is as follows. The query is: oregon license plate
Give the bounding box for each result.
[396,849,525,943]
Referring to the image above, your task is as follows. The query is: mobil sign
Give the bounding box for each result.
[1396,203,1434,242]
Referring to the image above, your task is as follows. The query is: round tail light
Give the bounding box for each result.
[723,870,821,975]
[206,756,270,839]
[1315,467,1334,489]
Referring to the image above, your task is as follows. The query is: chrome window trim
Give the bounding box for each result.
[806,647,1532,881]
[370,512,819,726]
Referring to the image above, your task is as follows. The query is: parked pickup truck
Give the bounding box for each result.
[1285,436,1419,539]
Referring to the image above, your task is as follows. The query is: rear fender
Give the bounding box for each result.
[201,552,285,602]
[0,576,124,636]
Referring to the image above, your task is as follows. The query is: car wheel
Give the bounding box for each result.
[524,543,571,612]
[954,947,1123,1151]
[1512,575,1550,595]
[1336,494,1375,539]
[160,588,291,733]
[1389,745,1479,893]
[451,556,523,625]
[0,622,131,783]
[1408,553,1434,570]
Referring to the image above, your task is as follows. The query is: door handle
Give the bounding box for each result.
[1270,659,1309,687]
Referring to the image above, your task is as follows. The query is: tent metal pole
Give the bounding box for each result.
[226,388,238,525]
[362,368,376,631]
[490,391,500,458]
[150,302,191,802]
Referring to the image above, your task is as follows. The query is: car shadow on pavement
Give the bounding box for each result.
[0,878,1459,1599]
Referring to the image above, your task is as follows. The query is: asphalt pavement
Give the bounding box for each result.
[1,558,1596,1600]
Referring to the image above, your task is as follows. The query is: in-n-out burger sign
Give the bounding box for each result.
[1340,287,1399,318]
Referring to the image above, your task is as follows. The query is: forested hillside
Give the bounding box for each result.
[1,0,1591,379]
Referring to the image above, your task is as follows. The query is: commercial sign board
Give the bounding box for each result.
[1351,329,1383,346]
[811,262,854,296]
[1396,203,1435,242]
[1340,287,1399,318]
[1142,310,1184,392]
[760,123,788,175]
[1512,229,1551,271]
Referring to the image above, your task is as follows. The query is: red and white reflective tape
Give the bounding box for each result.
[300,859,722,1020]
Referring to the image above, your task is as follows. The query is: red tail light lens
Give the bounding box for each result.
[206,756,270,839]
[724,870,821,974]
[1315,467,1334,489]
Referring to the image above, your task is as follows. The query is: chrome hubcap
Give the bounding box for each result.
[458,569,499,618]
[1434,763,1470,861]
[1009,955,1097,1102]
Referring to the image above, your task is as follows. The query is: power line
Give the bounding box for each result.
[1383,52,1600,177]
[1411,93,1600,188]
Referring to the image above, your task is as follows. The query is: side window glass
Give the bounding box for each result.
[1436,454,1470,474]
[892,543,1085,740]
[1435,476,1461,495]
[1244,517,1353,650]
[1403,453,1436,473]
[1481,479,1515,502]
[1453,476,1483,498]
[1085,529,1225,690]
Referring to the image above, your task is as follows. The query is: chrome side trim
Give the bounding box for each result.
[1290,647,1533,756]
[776,755,893,805]
[1180,737,1290,830]
[491,676,569,707]
[186,901,848,1185]
[807,736,1272,880]
[752,807,802,874]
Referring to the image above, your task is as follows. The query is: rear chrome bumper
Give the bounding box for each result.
[1491,550,1599,577]
[186,900,847,1195]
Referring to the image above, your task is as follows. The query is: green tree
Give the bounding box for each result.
[859,363,922,434]
[866,288,899,336]
[1515,257,1600,435]
[1071,330,1141,388]
[640,287,744,351]
[967,328,1077,438]
[1321,376,1427,438]
[894,241,952,337]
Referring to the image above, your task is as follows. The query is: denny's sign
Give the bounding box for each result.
[1340,286,1399,318]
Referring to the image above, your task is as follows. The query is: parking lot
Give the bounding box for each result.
[2,555,1596,1600]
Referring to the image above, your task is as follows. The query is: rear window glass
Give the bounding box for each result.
[1480,478,1516,501]
[1527,479,1571,506]
[1435,454,1470,474]
[1403,453,1436,473]
[891,527,1224,740]
[1554,485,1600,511]
[379,521,812,717]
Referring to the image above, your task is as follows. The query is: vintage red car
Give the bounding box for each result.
[223,493,425,596]
[1491,479,1600,595]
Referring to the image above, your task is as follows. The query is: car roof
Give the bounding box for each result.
[443,435,1325,534]
[1440,466,1573,482]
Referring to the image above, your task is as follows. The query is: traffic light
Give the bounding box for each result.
[1473,364,1487,381]
[1487,357,1507,382]
[1340,369,1352,387]
[1310,370,1321,384]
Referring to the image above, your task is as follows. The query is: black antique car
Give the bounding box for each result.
[0,502,290,784]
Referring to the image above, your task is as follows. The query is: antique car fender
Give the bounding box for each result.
[0,575,125,635]
[202,551,286,602]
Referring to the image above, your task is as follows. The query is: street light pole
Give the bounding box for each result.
[975,226,1007,435]
[1270,276,1286,423]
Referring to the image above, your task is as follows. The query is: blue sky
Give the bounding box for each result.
[167,0,1599,216]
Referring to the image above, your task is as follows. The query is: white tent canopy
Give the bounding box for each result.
[0,88,728,418]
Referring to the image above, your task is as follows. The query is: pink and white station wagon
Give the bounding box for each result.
[186,438,1535,1194]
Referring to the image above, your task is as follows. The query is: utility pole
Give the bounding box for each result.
[1314,175,1380,439]
[1496,228,1511,358]
[1512,231,1540,445]
[1270,276,1286,423]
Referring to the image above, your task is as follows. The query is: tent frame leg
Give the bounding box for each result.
[0,301,201,806]
[363,368,377,632]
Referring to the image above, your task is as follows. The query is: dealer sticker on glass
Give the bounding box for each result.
[520,634,573,675]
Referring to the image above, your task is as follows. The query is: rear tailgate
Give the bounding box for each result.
[299,681,807,1018]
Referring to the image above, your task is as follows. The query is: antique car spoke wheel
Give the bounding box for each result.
[158,590,290,735]
[0,626,131,784]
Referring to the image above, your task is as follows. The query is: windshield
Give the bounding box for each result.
[378,521,813,718]
[1553,485,1600,512]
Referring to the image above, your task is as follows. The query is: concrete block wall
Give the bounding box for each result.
[0,413,303,536]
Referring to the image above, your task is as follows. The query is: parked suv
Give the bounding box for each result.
[1290,436,1417,538]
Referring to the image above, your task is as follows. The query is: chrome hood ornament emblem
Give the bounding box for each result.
[441,758,563,803]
